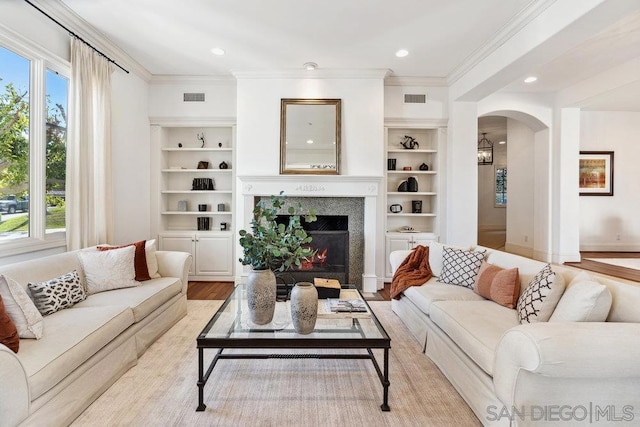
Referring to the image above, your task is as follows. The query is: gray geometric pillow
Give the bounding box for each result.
[517,264,566,324]
[438,247,486,289]
[28,270,86,316]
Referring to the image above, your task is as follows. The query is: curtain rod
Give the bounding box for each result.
[23,0,130,74]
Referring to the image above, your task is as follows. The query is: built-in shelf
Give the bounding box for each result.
[161,190,232,194]
[161,148,232,152]
[387,149,437,153]
[162,211,232,215]
[387,213,437,217]
[387,170,437,175]
[162,169,232,173]
[387,191,437,196]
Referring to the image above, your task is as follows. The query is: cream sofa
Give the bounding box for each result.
[0,248,192,427]
[390,245,640,426]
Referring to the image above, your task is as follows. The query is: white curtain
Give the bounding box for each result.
[66,37,114,250]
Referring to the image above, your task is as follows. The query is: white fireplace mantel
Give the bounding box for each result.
[236,175,383,293]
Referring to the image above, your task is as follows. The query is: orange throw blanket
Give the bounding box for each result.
[390,245,433,300]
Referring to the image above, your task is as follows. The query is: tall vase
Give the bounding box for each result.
[246,269,277,325]
[290,282,318,334]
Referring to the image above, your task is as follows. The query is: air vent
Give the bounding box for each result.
[404,93,426,104]
[183,92,205,102]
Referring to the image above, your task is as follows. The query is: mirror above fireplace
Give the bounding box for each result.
[280,98,341,175]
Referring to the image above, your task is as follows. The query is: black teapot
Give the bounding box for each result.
[419,163,429,171]
[219,161,228,169]
[400,135,419,149]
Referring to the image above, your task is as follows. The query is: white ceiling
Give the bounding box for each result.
[58,0,640,110]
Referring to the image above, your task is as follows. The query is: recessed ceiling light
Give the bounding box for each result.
[524,76,537,83]
[303,62,317,71]
[498,140,506,145]
[306,139,314,144]
[395,49,409,58]
[211,47,225,56]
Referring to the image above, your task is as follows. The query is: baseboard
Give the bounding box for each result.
[477,225,506,232]
[580,243,640,252]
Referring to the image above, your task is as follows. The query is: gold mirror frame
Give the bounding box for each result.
[280,98,341,175]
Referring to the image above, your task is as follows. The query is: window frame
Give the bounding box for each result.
[0,29,70,257]
[494,165,507,208]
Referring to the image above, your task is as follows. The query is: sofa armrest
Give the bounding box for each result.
[0,344,29,426]
[155,251,193,294]
[494,322,640,404]
[389,250,413,275]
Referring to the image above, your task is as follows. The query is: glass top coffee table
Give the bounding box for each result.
[196,284,391,412]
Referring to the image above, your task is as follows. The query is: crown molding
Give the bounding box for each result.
[232,68,391,80]
[29,0,152,81]
[384,76,448,87]
[384,118,448,128]
[447,0,557,85]
[150,75,237,85]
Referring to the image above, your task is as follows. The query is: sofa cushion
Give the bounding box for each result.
[74,277,181,322]
[0,274,44,339]
[79,246,139,295]
[28,270,86,316]
[474,261,520,309]
[427,241,469,277]
[403,280,485,316]
[429,300,519,376]
[549,280,612,322]
[98,240,151,281]
[485,250,548,297]
[439,247,485,288]
[517,265,566,324]
[18,305,134,399]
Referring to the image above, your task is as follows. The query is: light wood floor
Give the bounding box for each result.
[187,281,392,301]
[565,252,640,282]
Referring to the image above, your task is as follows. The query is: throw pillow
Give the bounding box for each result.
[0,294,19,353]
[0,274,44,339]
[28,270,86,316]
[438,247,486,289]
[79,246,139,295]
[427,241,469,277]
[146,239,161,279]
[98,240,151,281]
[549,280,612,322]
[473,261,520,309]
[516,265,566,324]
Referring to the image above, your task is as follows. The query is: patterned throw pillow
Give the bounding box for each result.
[517,264,566,324]
[28,271,86,316]
[438,247,486,289]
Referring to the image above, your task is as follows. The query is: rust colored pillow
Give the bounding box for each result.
[97,240,151,281]
[474,261,520,309]
[0,294,19,353]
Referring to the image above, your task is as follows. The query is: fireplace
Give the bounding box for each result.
[276,215,349,284]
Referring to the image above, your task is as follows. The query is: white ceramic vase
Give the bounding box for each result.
[290,282,318,334]
[246,269,276,325]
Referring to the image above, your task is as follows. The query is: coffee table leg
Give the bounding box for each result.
[381,347,390,411]
[196,347,206,411]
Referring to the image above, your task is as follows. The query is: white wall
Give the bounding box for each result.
[579,111,640,251]
[148,78,237,119]
[384,85,448,120]
[477,141,507,230]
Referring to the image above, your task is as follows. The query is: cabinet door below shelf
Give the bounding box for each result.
[160,235,195,275]
[195,235,233,276]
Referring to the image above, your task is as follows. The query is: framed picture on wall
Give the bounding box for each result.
[579,151,614,196]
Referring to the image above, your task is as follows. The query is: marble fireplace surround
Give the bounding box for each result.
[237,175,382,293]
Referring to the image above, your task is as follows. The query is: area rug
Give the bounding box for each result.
[584,258,640,270]
[71,300,479,426]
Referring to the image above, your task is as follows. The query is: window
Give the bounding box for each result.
[495,166,507,207]
[0,40,69,251]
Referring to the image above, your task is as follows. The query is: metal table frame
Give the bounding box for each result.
[196,286,391,412]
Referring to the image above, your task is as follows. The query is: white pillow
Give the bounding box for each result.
[146,239,160,279]
[549,280,612,322]
[517,265,566,324]
[0,274,44,339]
[428,241,470,277]
[79,246,139,295]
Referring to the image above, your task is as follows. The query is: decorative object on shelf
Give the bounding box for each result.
[177,200,188,211]
[579,151,614,196]
[217,203,225,212]
[397,180,409,192]
[197,161,209,169]
[400,135,419,149]
[246,269,277,324]
[192,178,215,190]
[218,160,228,169]
[197,217,210,231]
[238,193,317,325]
[419,162,429,171]
[218,142,222,148]
[387,158,396,171]
[178,143,183,148]
[390,204,403,213]
[407,176,419,192]
[198,204,208,212]
[290,282,318,334]
[477,132,493,165]
[412,200,422,213]
[220,222,227,231]
[313,278,341,299]
[397,226,417,233]
[403,166,412,171]
[197,132,205,148]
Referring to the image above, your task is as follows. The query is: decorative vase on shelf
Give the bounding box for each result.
[407,176,419,192]
[290,282,318,334]
[246,269,277,325]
